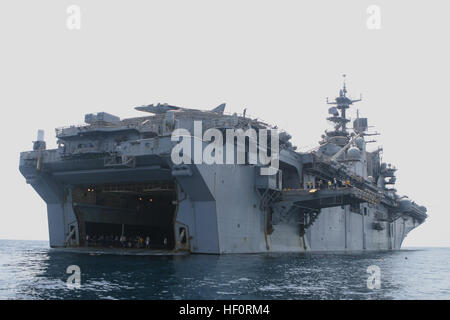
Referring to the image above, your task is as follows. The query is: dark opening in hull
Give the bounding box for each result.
[72,181,177,250]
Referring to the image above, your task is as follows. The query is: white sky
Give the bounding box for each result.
[0,0,449,246]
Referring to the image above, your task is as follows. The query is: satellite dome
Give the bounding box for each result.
[347,147,361,160]
[328,107,339,116]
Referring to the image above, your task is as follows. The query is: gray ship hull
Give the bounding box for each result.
[20,156,420,254]
[19,88,427,254]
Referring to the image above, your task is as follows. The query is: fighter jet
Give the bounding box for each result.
[135,103,181,114]
[135,103,226,114]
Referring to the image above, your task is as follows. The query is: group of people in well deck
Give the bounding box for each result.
[306,178,351,190]
[84,234,168,249]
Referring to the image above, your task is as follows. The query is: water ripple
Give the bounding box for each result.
[0,240,449,300]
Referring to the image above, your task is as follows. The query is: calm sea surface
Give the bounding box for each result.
[0,240,449,300]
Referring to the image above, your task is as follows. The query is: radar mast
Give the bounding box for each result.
[324,75,362,145]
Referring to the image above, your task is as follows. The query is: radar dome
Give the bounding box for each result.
[328,107,339,116]
[347,147,361,160]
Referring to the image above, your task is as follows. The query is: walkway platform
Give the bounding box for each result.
[281,187,381,209]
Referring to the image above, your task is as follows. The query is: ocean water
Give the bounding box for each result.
[0,239,449,300]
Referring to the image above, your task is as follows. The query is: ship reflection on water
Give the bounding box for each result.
[1,240,449,300]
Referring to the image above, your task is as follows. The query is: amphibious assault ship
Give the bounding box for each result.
[19,81,427,253]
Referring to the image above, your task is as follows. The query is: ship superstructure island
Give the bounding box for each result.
[19,81,427,253]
